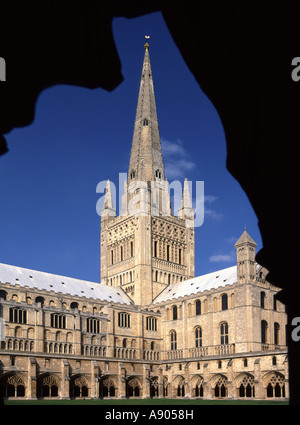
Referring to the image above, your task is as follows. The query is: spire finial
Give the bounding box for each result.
[144,35,150,50]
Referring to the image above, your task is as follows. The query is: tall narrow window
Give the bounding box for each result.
[196,300,201,316]
[170,330,177,350]
[120,246,123,262]
[179,248,182,265]
[172,305,178,321]
[130,241,134,257]
[111,250,114,265]
[260,291,266,308]
[220,322,229,345]
[261,320,268,344]
[154,241,157,258]
[221,294,228,311]
[167,245,170,261]
[274,322,280,345]
[195,326,202,348]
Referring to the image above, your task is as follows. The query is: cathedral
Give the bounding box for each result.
[0,42,288,401]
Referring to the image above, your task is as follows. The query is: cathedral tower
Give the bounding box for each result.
[101,42,195,305]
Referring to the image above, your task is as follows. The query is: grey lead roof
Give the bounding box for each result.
[0,262,132,305]
[153,265,238,304]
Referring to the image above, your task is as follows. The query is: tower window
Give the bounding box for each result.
[155,169,162,179]
[170,330,177,350]
[172,305,178,321]
[220,322,229,345]
[179,248,182,265]
[143,118,149,126]
[130,241,134,257]
[261,320,268,344]
[154,240,157,258]
[167,245,170,262]
[196,300,201,316]
[260,291,266,308]
[221,294,228,311]
[130,170,136,179]
[195,326,202,348]
[111,250,114,265]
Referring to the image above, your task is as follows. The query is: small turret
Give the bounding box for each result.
[234,228,257,283]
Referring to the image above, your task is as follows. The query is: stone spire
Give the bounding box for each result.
[101,179,116,220]
[128,41,165,184]
[178,179,194,222]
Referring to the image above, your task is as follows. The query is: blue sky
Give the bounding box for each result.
[0,12,262,282]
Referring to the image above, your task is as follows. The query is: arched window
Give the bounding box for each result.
[260,291,266,308]
[35,296,45,306]
[70,302,78,310]
[261,320,268,344]
[143,118,149,126]
[130,170,136,179]
[0,290,7,300]
[172,305,178,321]
[274,322,280,346]
[195,326,202,348]
[221,294,228,311]
[195,300,201,316]
[170,330,177,350]
[220,322,229,345]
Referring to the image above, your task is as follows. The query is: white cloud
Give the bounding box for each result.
[205,208,223,222]
[209,251,235,263]
[161,138,196,180]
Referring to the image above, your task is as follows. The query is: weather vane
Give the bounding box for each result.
[144,35,150,50]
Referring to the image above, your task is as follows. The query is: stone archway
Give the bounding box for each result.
[70,374,89,398]
[0,373,26,398]
[263,372,286,399]
[126,377,142,398]
[235,373,255,398]
[173,375,185,398]
[100,376,118,398]
[150,377,159,398]
[210,374,228,398]
[191,375,204,398]
[37,373,60,398]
